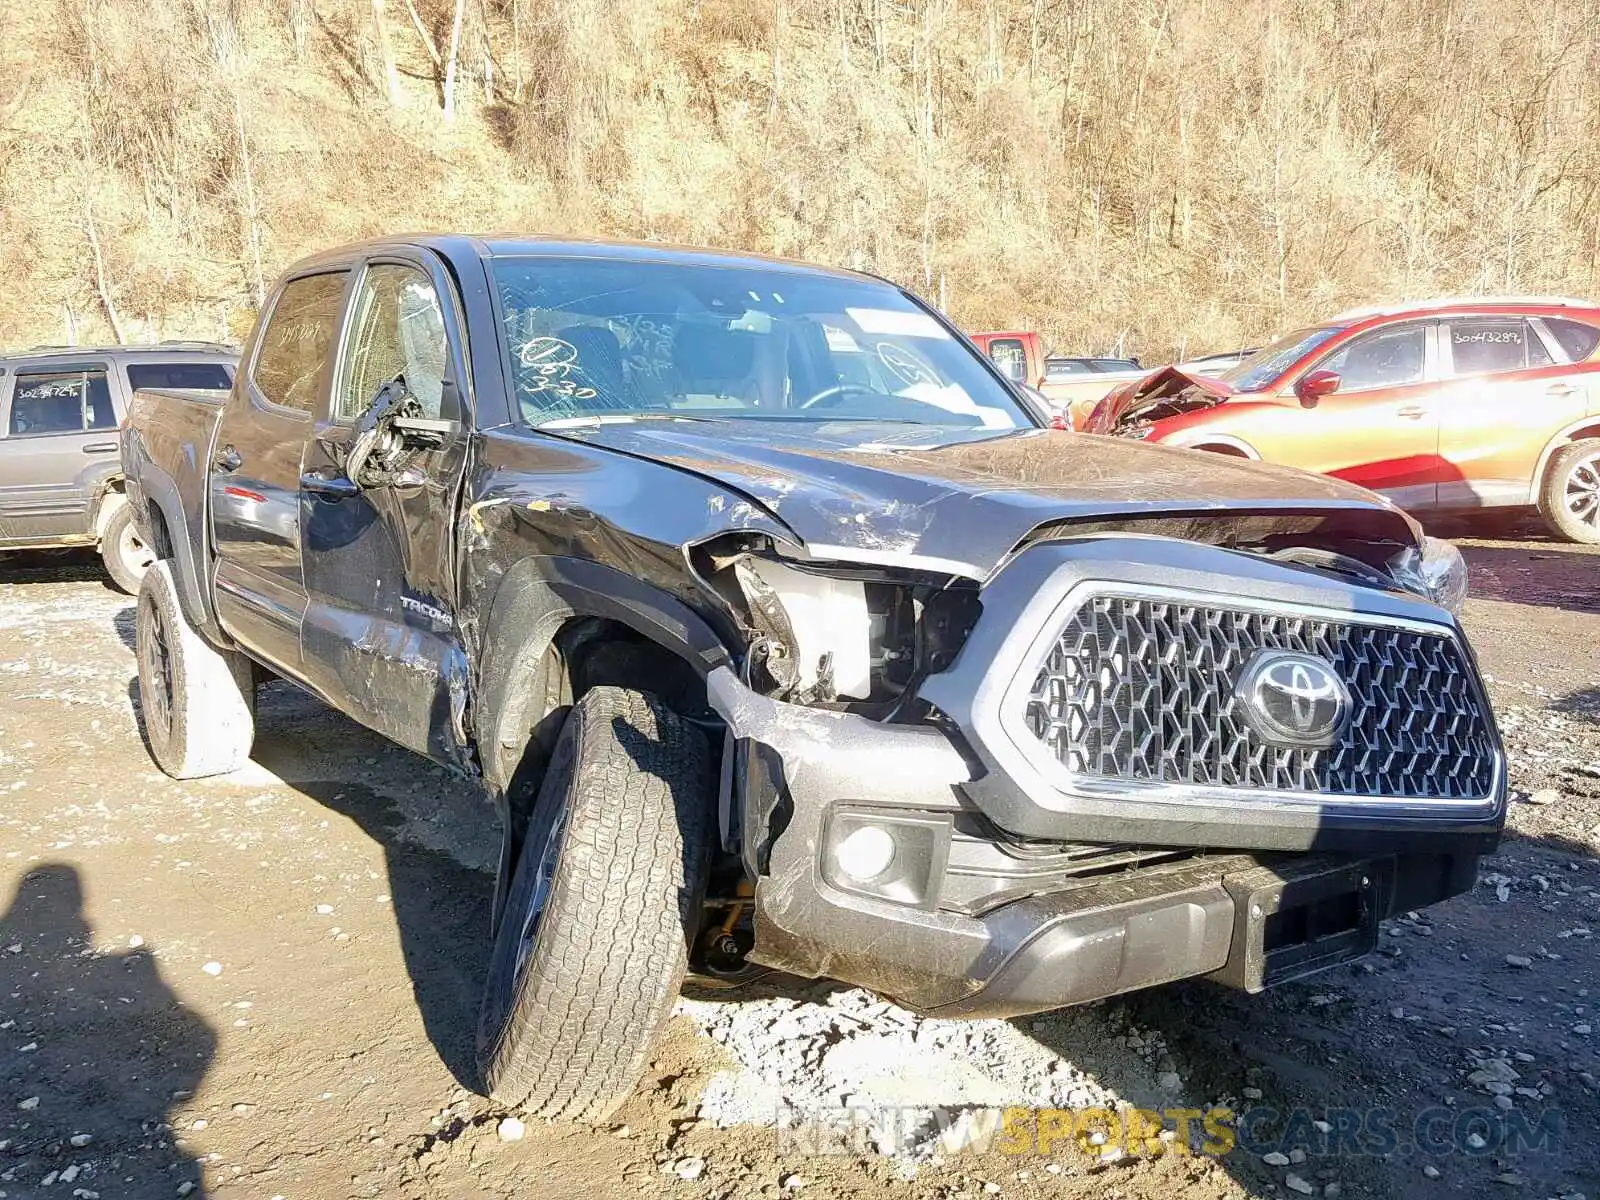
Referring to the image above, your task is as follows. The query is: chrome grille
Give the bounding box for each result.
[1021,594,1497,798]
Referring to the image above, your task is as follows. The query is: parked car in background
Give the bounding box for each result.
[1045,354,1142,376]
[0,343,236,589]
[1085,297,1600,543]
[123,235,1499,1123]
[1176,347,1256,375]
[971,330,1145,426]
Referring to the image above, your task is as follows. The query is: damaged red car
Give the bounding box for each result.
[1083,297,1600,543]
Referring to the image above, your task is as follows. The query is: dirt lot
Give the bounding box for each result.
[1,522,1597,1200]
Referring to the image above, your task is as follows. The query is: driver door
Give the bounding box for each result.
[298,255,475,766]
[1253,320,1443,509]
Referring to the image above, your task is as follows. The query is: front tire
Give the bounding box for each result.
[1540,438,1600,544]
[477,686,712,1123]
[101,502,156,594]
[134,560,256,778]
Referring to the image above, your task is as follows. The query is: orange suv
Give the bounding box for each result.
[1084,297,1600,543]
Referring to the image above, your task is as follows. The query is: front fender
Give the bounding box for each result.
[473,554,735,795]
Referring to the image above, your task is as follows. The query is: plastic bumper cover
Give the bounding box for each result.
[706,666,1481,1017]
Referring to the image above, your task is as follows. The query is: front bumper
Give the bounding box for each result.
[708,668,1485,1018]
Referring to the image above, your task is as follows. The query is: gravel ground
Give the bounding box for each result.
[0,525,1596,1200]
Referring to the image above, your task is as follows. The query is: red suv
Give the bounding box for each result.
[1084,297,1600,542]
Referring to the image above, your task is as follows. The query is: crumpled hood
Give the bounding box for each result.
[553,419,1415,578]
[1082,366,1236,433]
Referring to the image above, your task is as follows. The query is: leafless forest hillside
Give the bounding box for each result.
[3,0,1599,359]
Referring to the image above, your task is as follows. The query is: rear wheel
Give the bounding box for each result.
[1540,438,1600,544]
[135,560,256,778]
[101,502,156,594]
[477,686,711,1122]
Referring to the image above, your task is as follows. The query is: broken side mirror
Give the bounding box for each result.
[1294,369,1341,407]
[345,376,456,488]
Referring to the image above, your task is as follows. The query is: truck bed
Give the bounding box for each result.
[120,386,230,626]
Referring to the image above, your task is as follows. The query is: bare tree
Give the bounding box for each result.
[372,0,407,106]
[83,197,126,345]
[442,0,465,122]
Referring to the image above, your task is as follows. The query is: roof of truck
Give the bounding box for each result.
[288,234,883,285]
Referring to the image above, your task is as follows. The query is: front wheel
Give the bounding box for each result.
[477,686,712,1123]
[101,502,156,594]
[1540,438,1600,544]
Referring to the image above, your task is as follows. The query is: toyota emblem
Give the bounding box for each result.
[1235,650,1350,748]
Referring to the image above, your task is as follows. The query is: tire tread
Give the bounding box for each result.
[479,686,710,1123]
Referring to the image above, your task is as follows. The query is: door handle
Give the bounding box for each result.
[300,469,360,499]
[215,446,243,472]
[82,441,118,454]
[1545,383,1578,398]
[1396,405,1429,419]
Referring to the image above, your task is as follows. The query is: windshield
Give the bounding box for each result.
[491,256,1031,430]
[1220,325,1344,392]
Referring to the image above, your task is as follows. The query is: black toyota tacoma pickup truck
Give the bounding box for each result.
[122,236,1505,1122]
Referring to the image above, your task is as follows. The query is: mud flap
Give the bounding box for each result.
[1209,856,1393,993]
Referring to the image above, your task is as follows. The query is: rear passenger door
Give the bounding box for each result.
[211,270,351,676]
[0,360,121,546]
[297,254,475,764]
[1434,315,1590,508]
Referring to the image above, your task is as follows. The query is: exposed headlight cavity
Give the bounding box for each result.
[736,557,873,699]
[692,533,982,711]
[1389,536,1469,616]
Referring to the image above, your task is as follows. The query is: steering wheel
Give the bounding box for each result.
[798,383,881,411]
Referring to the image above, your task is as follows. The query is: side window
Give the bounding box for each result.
[334,264,450,421]
[252,273,348,413]
[126,362,234,392]
[987,338,1027,383]
[7,370,114,436]
[1545,317,1600,363]
[1318,324,1427,390]
[1446,317,1538,375]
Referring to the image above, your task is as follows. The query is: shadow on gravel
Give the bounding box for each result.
[1456,543,1600,613]
[1554,687,1600,723]
[0,548,118,590]
[114,605,138,652]
[0,864,215,1198]
[247,745,495,1092]
[1015,829,1599,1200]
[121,668,496,1095]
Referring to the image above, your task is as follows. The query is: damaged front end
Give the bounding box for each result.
[687,516,1503,1017]
[1083,366,1235,437]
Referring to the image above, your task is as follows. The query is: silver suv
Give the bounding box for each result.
[0,343,236,591]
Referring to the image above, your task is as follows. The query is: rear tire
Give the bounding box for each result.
[134,560,256,778]
[101,502,156,595]
[1540,438,1600,544]
[477,686,712,1123]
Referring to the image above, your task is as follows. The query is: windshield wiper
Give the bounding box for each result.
[534,411,719,429]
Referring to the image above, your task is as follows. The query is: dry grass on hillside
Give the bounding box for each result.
[2,0,1599,361]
